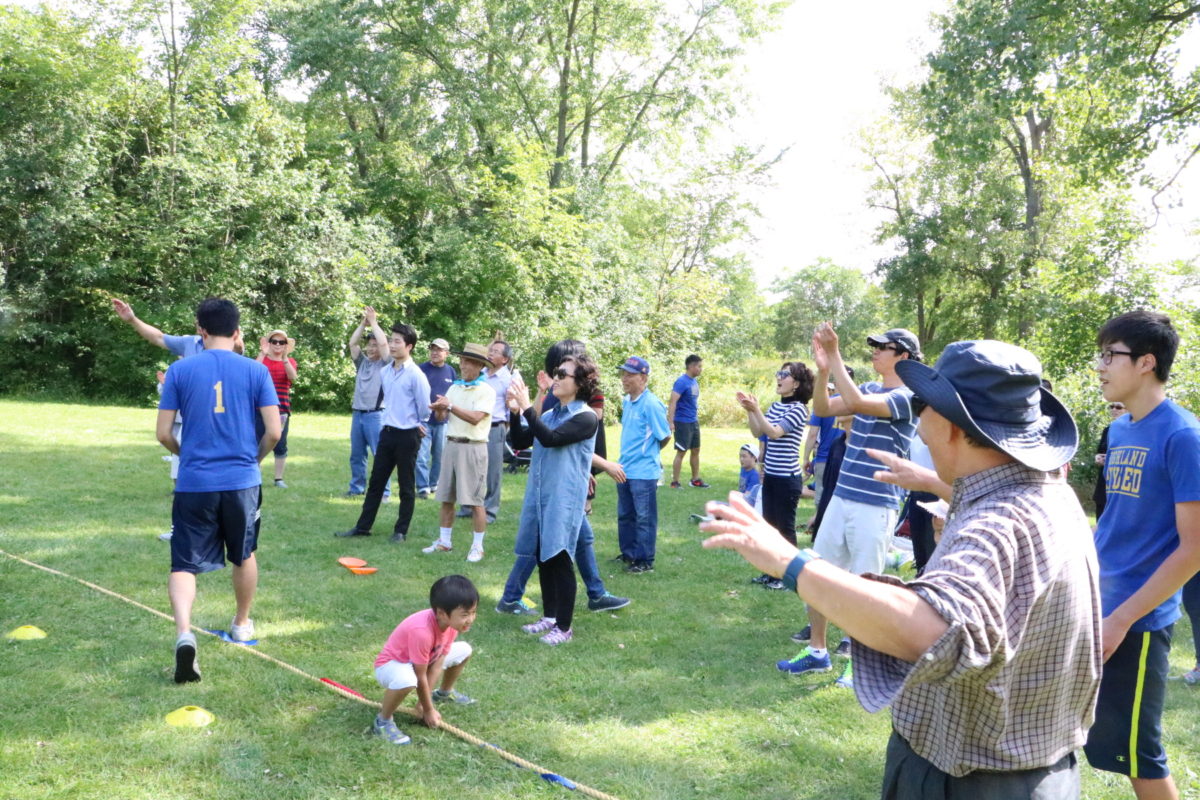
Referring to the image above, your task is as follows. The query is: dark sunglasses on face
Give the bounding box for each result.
[870,343,898,353]
[269,339,287,345]
[552,368,576,380]
[1108,403,1125,411]
[775,370,793,380]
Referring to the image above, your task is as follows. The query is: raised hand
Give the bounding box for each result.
[735,390,760,413]
[364,305,377,325]
[536,369,553,393]
[111,298,135,322]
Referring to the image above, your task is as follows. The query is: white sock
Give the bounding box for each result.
[438,527,453,546]
[472,531,485,548]
[809,647,828,658]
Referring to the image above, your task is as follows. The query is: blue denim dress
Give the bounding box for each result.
[514,400,596,562]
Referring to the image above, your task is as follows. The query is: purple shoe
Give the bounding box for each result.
[539,627,573,646]
[521,617,557,635]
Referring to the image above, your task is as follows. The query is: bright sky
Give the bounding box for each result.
[735,0,1200,290]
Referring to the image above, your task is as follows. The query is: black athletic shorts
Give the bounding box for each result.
[1083,624,1172,780]
[673,420,700,451]
[171,486,262,574]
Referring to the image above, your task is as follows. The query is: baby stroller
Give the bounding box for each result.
[504,432,531,473]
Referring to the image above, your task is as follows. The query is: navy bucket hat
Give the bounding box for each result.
[895,340,1078,472]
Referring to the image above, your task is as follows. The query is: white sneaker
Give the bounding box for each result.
[422,542,452,554]
[158,531,173,542]
[466,545,484,563]
[230,618,255,642]
[1184,667,1200,685]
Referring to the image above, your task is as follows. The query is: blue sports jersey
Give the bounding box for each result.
[160,350,278,493]
[671,374,700,423]
[1094,399,1200,632]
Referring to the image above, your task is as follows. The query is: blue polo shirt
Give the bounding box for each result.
[419,361,457,421]
[163,333,204,358]
[160,350,278,493]
[1094,399,1200,632]
[671,373,700,423]
[807,413,840,464]
[618,390,671,480]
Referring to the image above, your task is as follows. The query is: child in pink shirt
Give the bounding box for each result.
[372,575,479,744]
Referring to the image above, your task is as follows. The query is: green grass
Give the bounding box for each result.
[1,398,1198,799]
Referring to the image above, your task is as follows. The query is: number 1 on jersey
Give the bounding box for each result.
[214,380,226,413]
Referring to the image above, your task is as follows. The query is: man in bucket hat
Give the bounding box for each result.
[700,339,1102,798]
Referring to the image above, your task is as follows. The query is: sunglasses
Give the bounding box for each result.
[552,368,577,380]
[870,343,899,353]
[1108,403,1125,411]
[269,339,287,346]
[775,370,793,380]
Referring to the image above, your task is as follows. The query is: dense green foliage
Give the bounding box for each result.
[0,0,781,408]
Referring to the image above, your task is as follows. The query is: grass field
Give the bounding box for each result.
[2,398,1199,799]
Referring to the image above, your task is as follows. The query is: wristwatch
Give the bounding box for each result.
[781,548,821,592]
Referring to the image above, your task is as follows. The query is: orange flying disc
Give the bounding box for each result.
[348,566,378,575]
[337,556,367,569]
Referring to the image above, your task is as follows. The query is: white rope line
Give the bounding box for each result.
[1,548,621,800]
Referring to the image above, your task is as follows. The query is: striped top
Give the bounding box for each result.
[761,401,809,477]
[263,356,296,413]
[832,381,916,509]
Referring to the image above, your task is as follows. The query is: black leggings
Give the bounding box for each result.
[538,550,576,632]
[761,473,802,546]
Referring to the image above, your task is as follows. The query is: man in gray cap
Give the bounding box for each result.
[701,339,1101,799]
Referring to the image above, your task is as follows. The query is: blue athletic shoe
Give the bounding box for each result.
[776,647,832,674]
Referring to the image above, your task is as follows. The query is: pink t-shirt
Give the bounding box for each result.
[374,608,457,667]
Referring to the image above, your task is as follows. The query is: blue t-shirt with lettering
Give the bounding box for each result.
[1094,399,1200,632]
[832,382,916,510]
[671,374,700,423]
[160,350,278,493]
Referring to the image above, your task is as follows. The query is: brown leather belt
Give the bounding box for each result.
[447,436,486,444]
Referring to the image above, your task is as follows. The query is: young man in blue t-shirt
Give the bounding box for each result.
[157,298,281,684]
[616,356,672,573]
[781,324,919,686]
[416,337,458,498]
[1083,310,1200,800]
[668,354,709,489]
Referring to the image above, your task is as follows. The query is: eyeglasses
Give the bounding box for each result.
[1095,348,1137,365]
[1108,403,1125,411]
[552,368,577,380]
[269,339,287,346]
[775,370,793,380]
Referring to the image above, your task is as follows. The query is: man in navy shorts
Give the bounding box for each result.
[157,298,281,683]
[1084,310,1200,800]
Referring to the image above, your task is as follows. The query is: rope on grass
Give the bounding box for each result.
[0,548,621,800]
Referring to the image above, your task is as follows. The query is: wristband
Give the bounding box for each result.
[781,548,820,592]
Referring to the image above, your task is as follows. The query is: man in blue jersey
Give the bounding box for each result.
[157,298,281,684]
[669,354,709,489]
[1083,310,1200,800]
[113,297,246,541]
[780,324,919,686]
[615,356,672,573]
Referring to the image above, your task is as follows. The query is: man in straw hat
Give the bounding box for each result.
[701,339,1102,798]
[422,343,496,563]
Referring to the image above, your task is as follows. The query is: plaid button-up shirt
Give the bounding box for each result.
[855,462,1102,777]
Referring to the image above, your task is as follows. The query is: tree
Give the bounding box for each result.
[769,259,887,357]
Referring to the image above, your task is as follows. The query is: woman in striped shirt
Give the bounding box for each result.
[736,361,814,588]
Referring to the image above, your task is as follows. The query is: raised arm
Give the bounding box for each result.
[113,298,168,350]
[348,315,367,360]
